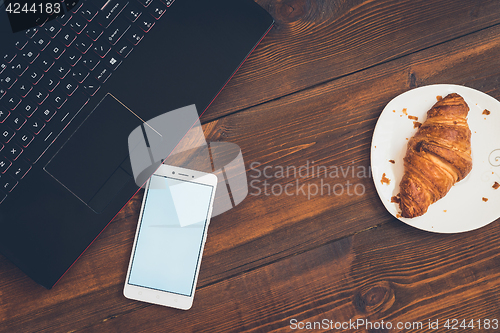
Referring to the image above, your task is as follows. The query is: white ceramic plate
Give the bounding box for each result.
[371,84,500,233]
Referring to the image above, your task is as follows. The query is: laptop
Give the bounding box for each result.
[0,0,273,288]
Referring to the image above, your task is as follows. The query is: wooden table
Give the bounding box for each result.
[2,0,500,332]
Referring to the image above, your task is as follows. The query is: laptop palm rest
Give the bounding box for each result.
[44,94,142,213]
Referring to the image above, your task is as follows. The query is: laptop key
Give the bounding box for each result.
[25,28,38,39]
[57,13,73,26]
[0,69,17,89]
[43,23,62,39]
[60,77,79,96]
[39,74,60,92]
[14,39,28,50]
[59,30,77,47]
[97,0,129,28]
[49,86,68,109]
[115,40,133,58]
[10,60,28,77]
[0,63,6,74]
[104,54,122,71]
[31,87,49,105]
[8,115,26,131]
[105,18,130,45]
[21,45,40,64]
[0,174,18,192]
[93,39,111,58]
[138,17,154,32]
[13,79,32,98]
[0,124,15,143]
[159,0,175,6]
[126,27,143,45]
[0,88,5,100]
[5,142,23,161]
[69,15,88,34]
[2,52,16,63]
[0,108,10,123]
[71,65,90,83]
[148,1,166,19]
[124,5,142,22]
[26,67,44,84]
[37,105,57,122]
[94,63,112,83]
[74,34,93,53]
[81,51,100,71]
[19,99,38,117]
[82,77,100,96]
[137,0,153,7]
[0,157,11,173]
[9,159,31,179]
[16,129,35,148]
[66,0,83,13]
[80,3,99,21]
[63,47,82,67]
[26,117,45,135]
[85,23,104,41]
[32,36,51,51]
[55,63,70,79]
[36,53,55,72]
[53,92,89,127]
[4,94,21,110]
[48,41,66,60]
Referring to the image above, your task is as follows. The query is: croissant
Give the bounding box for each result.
[399,93,472,218]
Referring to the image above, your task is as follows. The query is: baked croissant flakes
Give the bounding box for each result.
[399,93,472,218]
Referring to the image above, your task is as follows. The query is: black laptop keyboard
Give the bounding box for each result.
[0,0,174,203]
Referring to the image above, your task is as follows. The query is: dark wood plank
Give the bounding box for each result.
[3,5,500,333]
[201,0,500,122]
[74,218,500,332]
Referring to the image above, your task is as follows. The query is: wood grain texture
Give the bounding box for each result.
[1,0,500,332]
[71,221,500,333]
[201,0,500,122]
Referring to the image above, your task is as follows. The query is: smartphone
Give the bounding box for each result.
[123,164,217,310]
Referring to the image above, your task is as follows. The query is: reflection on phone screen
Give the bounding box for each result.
[128,174,214,296]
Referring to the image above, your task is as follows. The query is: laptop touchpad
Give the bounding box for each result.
[45,94,142,213]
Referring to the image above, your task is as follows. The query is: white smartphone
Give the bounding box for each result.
[123,164,217,310]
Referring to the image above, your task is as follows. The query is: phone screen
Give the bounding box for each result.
[128,174,215,296]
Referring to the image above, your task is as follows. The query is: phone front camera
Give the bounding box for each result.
[172,171,175,174]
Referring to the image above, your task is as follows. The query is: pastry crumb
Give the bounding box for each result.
[483,109,491,115]
[413,121,422,129]
[493,181,500,190]
[408,115,418,121]
[482,197,489,202]
[391,195,401,204]
[443,210,447,212]
[381,173,391,185]
[436,95,442,101]
[396,213,401,218]
[393,110,396,113]
[402,108,407,115]
[389,159,395,164]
